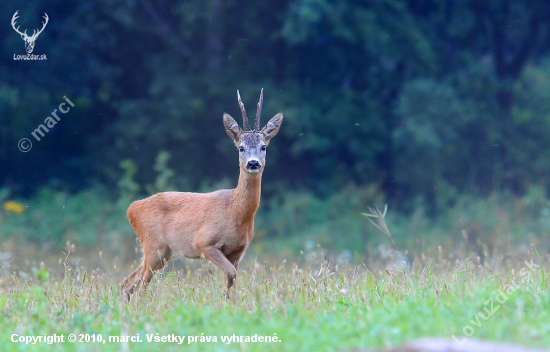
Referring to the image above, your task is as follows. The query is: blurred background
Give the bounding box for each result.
[1,0,550,270]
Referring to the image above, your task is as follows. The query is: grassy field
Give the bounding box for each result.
[1,246,549,352]
[2,190,550,351]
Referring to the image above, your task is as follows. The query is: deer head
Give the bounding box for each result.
[223,89,283,174]
[11,11,49,54]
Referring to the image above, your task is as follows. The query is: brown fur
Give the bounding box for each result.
[120,90,282,300]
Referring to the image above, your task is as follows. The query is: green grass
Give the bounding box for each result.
[1,253,549,351]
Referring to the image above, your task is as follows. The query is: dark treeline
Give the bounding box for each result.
[2,0,550,210]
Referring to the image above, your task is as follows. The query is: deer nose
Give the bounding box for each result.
[246,159,261,170]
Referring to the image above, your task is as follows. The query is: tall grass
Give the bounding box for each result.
[1,247,549,351]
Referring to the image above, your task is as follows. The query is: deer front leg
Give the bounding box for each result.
[198,245,238,296]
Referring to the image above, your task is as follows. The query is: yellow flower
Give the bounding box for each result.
[3,200,25,214]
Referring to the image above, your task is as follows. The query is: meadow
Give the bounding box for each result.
[1,188,550,351]
[1,247,549,351]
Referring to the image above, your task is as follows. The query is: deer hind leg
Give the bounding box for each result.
[121,264,143,300]
[137,245,172,292]
[122,245,171,300]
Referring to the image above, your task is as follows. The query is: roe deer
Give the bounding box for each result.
[120,89,283,300]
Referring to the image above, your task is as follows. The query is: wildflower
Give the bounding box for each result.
[3,200,25,214]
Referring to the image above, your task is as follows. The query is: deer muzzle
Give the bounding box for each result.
[246,158,262,173]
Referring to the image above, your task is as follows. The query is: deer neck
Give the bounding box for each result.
[231,168,262,224]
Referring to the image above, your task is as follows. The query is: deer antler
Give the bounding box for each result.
[237,90,250,131]
[254,88,263,131]
[11,11,27,37]
[30,13,49,39]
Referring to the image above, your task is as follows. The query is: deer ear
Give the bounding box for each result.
[262,112,283,144]
[223,113,242,142]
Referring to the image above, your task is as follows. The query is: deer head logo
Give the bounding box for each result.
[11,11,49,54]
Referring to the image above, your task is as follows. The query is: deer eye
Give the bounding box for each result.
[261,145,266,151]
[239,146,245,153]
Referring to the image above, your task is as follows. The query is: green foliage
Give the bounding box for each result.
[392,58,550,202]
[2,1,550,256]
[256,184,385,250]
[117,159,140,201]
[0,188,131,249]
[392,78,468,203]
[4,0,550,203]
[145,151,175,195]
[31,265,50,283]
